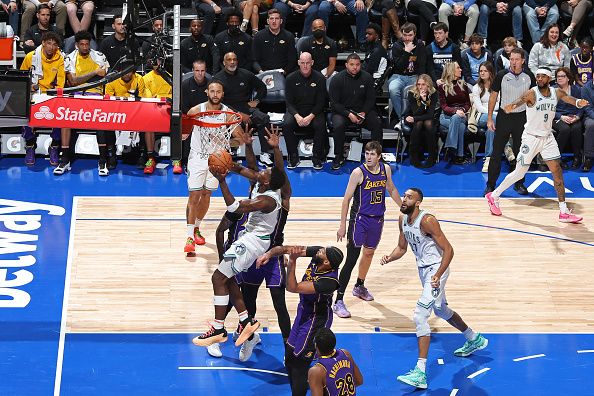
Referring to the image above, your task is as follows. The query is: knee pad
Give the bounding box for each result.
[413,303,432,337]
[433,302,453,321]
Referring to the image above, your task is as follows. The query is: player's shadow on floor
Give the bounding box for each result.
[348,300,411,331]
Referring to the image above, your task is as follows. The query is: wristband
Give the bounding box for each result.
[227,200,240,213]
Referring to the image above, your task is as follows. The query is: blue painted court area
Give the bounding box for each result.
[1,156,594,395]
[57,332,594,395]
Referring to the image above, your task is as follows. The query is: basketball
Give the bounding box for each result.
[208,149,233,174]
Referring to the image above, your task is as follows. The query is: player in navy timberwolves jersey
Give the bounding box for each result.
[308,328,363,396]
[334,141,402,318]
[257,244,343,396]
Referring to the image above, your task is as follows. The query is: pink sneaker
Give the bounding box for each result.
[559,211,583,224]
[485,192,502,216]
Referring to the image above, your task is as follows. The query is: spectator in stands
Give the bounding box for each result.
[274,0,327,37]
[571,37,593,87]
[213,52,270,164]
[283,52,327,169]
[494,36,526,72]
[1,0,18,35]
[389,22,426,127]
[296,18,337,78]
[141,18,169,58]
[523,0,559,44]
[214,12,254,71]
[237,0,270,36]
[460,33,493,85]
[426,22,461,82]
[438,0,479,48]
[404,73,438,168]
[99,14,130,71]
[142,58,173,175]
[22,4,61,54]
[321,0,369,51]
[405,0,438,43]
[553,67,584,170]
[362,23,388,81]
[559,0,592,47]
[104,63,148,175]
[370,0,401,49]
[477,0,523,47]
[66,0,94,34]
[582,76,594,172]
[21,0,67,40]
[54,30,109,176]
[195,0,235,36]
[438,61,471,164]
[329,53,382,169]
[252,9,297,75]
[471,61,497,172]
[528,24,570,81]
[20,31,64,167]
[181,19,220,74]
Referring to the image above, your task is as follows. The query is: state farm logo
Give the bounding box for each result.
[34,106,55,120]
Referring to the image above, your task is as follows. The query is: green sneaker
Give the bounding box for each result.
[397,366,427,389]
[454,333,489,357]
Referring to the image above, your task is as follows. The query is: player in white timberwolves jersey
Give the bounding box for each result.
[485,67,589,223]
[381,188,488,390]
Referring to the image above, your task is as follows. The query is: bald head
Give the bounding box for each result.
[298,52,313,76]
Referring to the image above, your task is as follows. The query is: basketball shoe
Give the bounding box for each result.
[207,343,222,358]
[352,284,374,301]
[397,366,427,389]
[454,333,488,357]
[49,146,60,166]
[192,324,228,347]
[25,146,35,165]
[144,158,156,174]
[332,300,351,318]
[485,192,502,216]
[239,332,261,362]
[194,228,206,245]
[98,160,109,177]
[184,237,195,253]
[53,161,71,175]
[172,160,183,174]
[559,211,583,224]
[235,317,260,346]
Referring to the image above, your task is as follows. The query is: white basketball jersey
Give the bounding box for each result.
[245,183,281,237]
[524,86,557,137]
[402,211,443,268]
[190,102,229,160]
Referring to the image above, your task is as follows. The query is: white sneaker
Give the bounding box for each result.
[207,343,223,358]
[504,145,515,163]
[482,157,490,173]
[239,332,261,362]
[259,152,273,167]
[53,161,71,175]
[98,161,109,176]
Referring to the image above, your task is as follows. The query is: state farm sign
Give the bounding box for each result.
[29,96,171,132]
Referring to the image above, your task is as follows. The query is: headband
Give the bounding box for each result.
[536,68,552,77]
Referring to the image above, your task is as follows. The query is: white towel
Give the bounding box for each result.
[65,48,109,74]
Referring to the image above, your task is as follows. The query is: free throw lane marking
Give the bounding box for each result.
[513,354,546,362]
[178,366,288,377]
[467,368,490,379]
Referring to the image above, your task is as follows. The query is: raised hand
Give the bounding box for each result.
[265,124,281,148]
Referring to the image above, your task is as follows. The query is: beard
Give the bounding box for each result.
[400,204,414,215]
[311,256,323,266]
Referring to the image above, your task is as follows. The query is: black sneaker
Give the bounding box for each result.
[192,325,228,347]
[107,147,117,170]
[136,153,147,169]
[313,159,323,170]
[331,157,344,170]
[513,182,529,195]
[583,158,592,172]
[287,154,300,169]
[235,317,260,346]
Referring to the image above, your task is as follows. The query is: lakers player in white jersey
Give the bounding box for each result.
[192,131,287,349]
[485,68,589,223]
[381,188,488,390]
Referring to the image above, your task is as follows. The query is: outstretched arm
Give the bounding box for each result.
[256,244,305,268]
[557,88,589,108]
[213,173,277,213]
[503,89,536,113]
[380,216,408,264]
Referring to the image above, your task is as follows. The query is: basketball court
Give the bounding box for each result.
[1,156,594,395]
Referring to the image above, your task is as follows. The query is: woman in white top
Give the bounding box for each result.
[471,61,498,172]
[528,24,571,81]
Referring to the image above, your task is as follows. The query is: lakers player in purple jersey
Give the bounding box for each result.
[257,244,344,396]
[571,37,593,87]
[333,141,402,318]
[308,328,363,396]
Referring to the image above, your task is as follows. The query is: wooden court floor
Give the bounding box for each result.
[67,197,594,334]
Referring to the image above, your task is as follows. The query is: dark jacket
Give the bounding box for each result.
[252,28,298,74]
[285,69,327,116]
[391,39,427,76]
[215,29,253,72]
[180,34,220,74]
[329,69,376,116]
[23,24,60,54]
[405,91,438,121]
[213,67,267,114]
[363,41,388,79]
[181,76,209,114]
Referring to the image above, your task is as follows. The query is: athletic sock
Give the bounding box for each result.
[238,310,249,322]
[212,319,224,330]
[335,292,344,303]
[559,201,569,214]
[187,224,195,238]
[463,327,477,341]
[416,358,427,373]
[194,219,202,229]
[355,278,365,287]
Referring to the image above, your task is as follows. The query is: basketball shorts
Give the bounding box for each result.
[235,255,285,288]
[347,214,384,249]
[516,133,561,166]
[417,264,450,316]
[187,150,219,191]
[218,231,271,279]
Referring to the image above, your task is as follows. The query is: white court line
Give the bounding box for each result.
[178,366,288,377]
[449,389,459,396]
[513,354,545,362]
[577,350,594,354]
[438,358,444,365]
[54,196,78,396]
[467,367,490,379]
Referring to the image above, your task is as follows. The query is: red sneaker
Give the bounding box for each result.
[172,160,183,175]
[184,237,195,253]
[144,157,156,174]
[194,228,206,245]
[559,211,583,224]
[485,192,502,216]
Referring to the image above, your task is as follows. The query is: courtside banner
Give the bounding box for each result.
[28,95,172,132]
